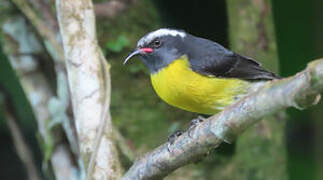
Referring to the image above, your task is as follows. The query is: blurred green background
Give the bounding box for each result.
[0,0,322,179]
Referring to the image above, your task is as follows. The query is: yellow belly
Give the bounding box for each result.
[150,56,249,115]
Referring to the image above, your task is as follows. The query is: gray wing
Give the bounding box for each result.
[186,36,279,80]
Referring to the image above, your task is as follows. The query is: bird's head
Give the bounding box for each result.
[123,28,187,73]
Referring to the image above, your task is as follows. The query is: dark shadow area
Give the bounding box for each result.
[0,44,42,180]
[0,128,26,180]
[272,0,323,179]
[153,0,229,47]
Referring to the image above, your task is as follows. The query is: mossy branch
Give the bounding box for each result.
[122,58,323,180]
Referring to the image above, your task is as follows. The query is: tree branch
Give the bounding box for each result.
[122,58,323,180]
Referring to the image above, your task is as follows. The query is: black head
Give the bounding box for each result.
[124,28,188,73]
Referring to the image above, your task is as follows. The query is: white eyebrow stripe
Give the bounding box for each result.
[137,28,186,47]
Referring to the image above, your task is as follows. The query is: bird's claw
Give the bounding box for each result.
[167,116,206,152]
[167,130,183,152]
[188,115,206,138]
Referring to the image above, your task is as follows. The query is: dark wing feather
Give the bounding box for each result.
[186,36,279,81]
[208,53,280,80]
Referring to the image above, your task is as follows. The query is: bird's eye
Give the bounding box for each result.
[152,39,161,48]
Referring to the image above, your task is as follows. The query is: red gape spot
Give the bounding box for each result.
[140,48,153,53]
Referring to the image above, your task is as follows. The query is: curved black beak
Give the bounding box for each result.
[123,48,141,65]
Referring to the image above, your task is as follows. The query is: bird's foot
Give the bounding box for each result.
[167,130,184,152]
[188,115,206,138]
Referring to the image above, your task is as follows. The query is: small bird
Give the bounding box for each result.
[124,28,279,115]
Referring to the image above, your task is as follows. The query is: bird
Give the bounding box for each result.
[124,28,279,115]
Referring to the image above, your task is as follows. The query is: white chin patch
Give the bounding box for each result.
[137,28,186,47]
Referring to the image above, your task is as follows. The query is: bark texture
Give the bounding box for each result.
[56,0,122,179]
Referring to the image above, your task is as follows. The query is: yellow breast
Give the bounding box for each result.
[150,56,249,115]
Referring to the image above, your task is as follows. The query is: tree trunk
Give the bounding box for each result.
[56,0,122,179]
